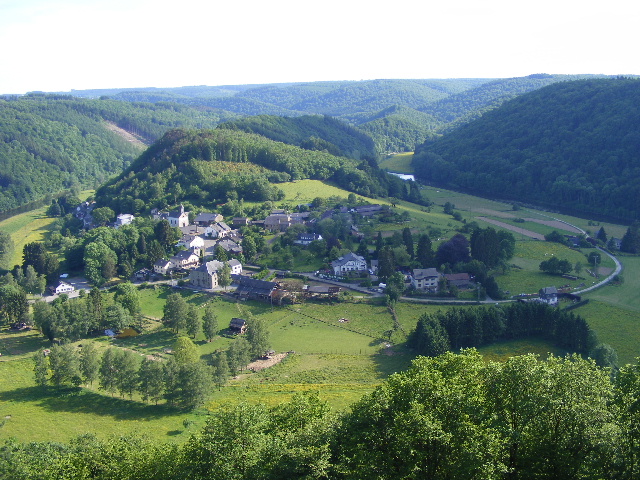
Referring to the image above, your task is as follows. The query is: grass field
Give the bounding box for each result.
[0,207,56,266]
[0,190,95,266]
[573,300,640,366]
[276,180,360,204]
[379,152,415,173]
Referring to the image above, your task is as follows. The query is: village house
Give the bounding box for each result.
[263,212,310,232]
[153,258,174,276]
[331,252,368,275]
[189,259,243,289]
[216,238,243,255]
[134,268,151,281]
[232,217,251,228]
[169,250,200,270]
[227,259,243,275]
[177,234,205,255]
[411,268,441,293]
[538,286,559,305]
[50,281,75,295]
[205,222,232,238]
[74,201,95,229]
[189,260,222,289]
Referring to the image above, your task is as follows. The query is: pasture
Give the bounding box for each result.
[379,152,415,173]
[0,207,56,266]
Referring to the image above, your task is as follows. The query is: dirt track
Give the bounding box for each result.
[477,217,545,240]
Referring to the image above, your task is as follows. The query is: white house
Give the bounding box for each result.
[205,222,232,238]
[115,213,135,227]
[153,258,174,276]
[227,259,243,275]
[411,268,441,293]
[177,234,205,255]
[331,252,368,275]
[168,205,190,228]
[53,281,75,295]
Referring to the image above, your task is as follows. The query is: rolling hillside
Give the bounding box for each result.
[412,77,640,222]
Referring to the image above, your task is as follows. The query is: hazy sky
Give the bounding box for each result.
[1,0,638,94]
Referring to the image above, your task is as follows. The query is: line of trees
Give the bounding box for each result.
[407,301,615,366]
[33,338,212,410]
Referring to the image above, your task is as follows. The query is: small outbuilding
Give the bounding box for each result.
[229,317,247,334]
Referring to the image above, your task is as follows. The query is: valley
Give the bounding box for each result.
[1,76,640,479]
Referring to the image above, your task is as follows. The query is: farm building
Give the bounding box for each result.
[444,273,473,289]
[303,285,341,298]
[193,212,223,226]
[232,275,278,302]
[229,317,247,334]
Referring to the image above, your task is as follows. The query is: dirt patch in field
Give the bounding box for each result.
[231,353,289,381]
[246,353,288,372]
[477,217,546,240]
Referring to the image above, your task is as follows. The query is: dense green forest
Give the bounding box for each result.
[4,349,640,479]
[94,128,424,214]
[217,115,377,160]
[413,77,640,222]
[0,95,235,212]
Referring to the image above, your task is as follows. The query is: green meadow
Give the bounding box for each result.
[379,152,415,173]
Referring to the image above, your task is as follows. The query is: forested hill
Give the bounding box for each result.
[0,94,235,212]
[417,73,605,129]
[94,128,425,214]
[412,77,640,222]
[59,76,620,153]
[216,115,378,160]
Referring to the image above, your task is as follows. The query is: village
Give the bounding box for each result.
[49,198,583,314]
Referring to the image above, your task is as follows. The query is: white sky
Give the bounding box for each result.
[1,0,639,94]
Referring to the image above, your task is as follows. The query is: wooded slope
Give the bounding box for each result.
[0,94,234,212]
[413,77,640,221]
[94,128,423,214]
